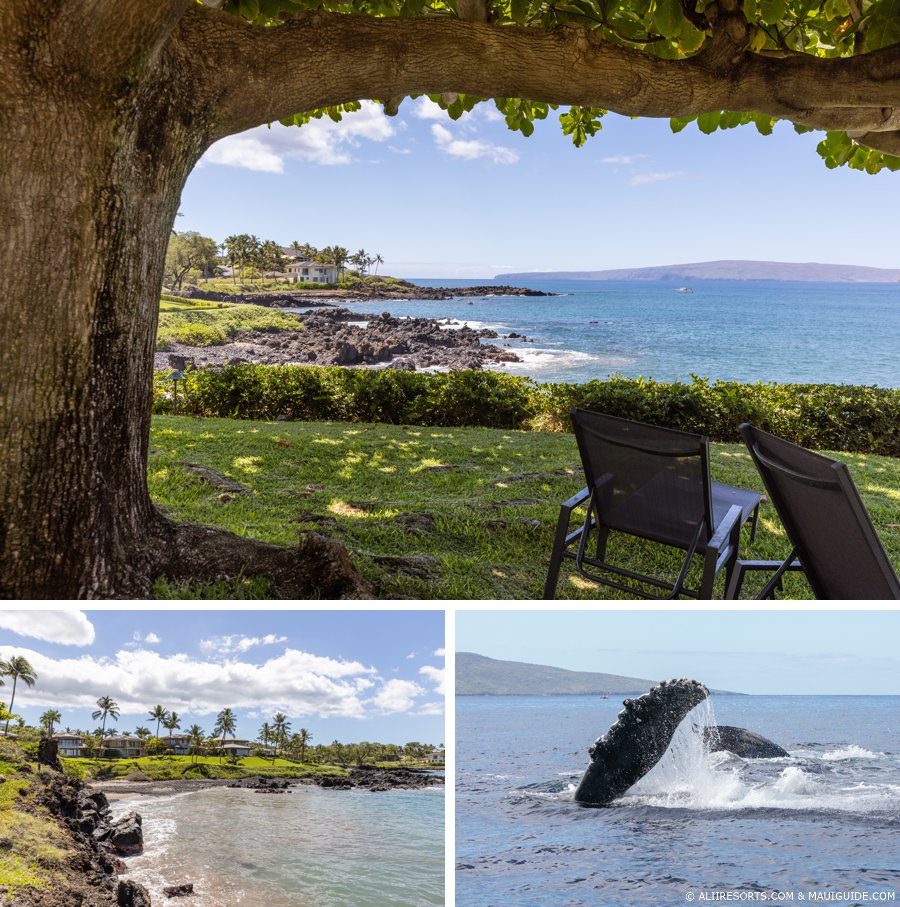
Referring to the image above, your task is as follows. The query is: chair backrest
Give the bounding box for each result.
[570,408,713,548]
[740,424,900,600]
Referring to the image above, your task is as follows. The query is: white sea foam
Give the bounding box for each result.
[820,745,880,761]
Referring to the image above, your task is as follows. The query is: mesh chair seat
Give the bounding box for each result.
[727,425,900,600]
[544,409,762,600]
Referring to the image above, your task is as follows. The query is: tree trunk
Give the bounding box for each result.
[0,11,369,599]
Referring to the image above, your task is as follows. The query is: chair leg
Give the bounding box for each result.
[595,526,610,561]
[543,506,572,600]
[724,561,747,599]
[749,503,760,544]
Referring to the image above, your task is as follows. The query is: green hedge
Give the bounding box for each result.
[152,366,900,455]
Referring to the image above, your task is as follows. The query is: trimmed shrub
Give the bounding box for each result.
[151,366,900,456]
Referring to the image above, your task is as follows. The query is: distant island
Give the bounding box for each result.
[458,652,657,696]
[496,260,900,283]
[457,652,740,696]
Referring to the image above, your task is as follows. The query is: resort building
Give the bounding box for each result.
[218,738,254,758]
[425,749,446,763]
[102,735,146,759]
[160,734,192,755]
[54,733,87,758]
[283,260,339,284]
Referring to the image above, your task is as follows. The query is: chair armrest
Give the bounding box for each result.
[707,504,743,555]
[561,486,591,511]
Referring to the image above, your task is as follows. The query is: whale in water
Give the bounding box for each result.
[574,679,788,806]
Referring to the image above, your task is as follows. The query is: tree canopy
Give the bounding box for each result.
[211,0,900,172]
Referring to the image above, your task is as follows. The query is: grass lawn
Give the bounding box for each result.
[69,754,346,781]
[148,415,900,599]
[156,304,304,349]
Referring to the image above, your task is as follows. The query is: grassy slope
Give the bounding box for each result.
[0,743,72,899]
[148,416,900,599]
[157,304,304,349]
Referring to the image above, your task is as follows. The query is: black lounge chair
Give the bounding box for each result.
[544,409,762,599]
[725,424,900,600]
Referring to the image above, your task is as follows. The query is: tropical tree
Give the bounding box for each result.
[258,722,273,759]
[135,726,151,741]
[163,711,181,744]
[213,708,237,764]
[372,254,385,275]
[187,724,205,762]
[295,728,313,763]
[92,696,120,759]
[148,705,170,742]
[2,2,898,599]
[163,231,219,290]
[271,712,291,757]
[1,657,37,735]
[40,710,62,737]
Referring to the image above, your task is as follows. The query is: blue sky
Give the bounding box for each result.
[0,611,444,744]
[456,610,900,695]
[178,99,900,278]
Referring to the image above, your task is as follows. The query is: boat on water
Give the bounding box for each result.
[676,287,694,293]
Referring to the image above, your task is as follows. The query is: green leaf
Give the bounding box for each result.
[652,0,683,37]
[696,110,722,134]
[866,0,900,51]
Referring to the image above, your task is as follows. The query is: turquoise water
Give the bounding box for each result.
[457,694,900,906]
[116,785,444,906]
[331,279,900,386]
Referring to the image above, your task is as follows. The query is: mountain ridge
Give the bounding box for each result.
[495,259,900,283]
[457,652,741,696]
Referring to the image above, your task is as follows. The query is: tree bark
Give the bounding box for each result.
[0,4,370,598]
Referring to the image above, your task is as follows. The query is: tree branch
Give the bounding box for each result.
[174,6,900,148]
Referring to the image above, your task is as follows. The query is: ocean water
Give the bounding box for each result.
[114,785,444,906]
[456,694,900,906]
[325,279,900,386]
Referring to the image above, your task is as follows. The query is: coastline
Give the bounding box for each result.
[156,305,528,372]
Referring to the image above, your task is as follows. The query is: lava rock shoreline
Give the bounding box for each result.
[155,306,529,372]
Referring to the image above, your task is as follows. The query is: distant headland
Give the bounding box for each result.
[457,652,741,696]
[496,260,900,283]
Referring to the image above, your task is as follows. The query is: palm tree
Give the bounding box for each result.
[258,722,272,760]
[272,712,291,758]
[373,253,384,275]
[92,696,120,759]
[134,726,151,741]
[40,709,62,737]
[163,711,181,734]
[296,728,312,763]
[187,724,205,763]
[213,708,236,764]
[148,705,169,742]
[1,656,37,735]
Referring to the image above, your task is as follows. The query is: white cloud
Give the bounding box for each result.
[371,679,425,714]
[414,702,444,717]
[130,631,161,646]
[144,633,161,645]
[202,102,395,171]
[434,648,445,658]
[629,170,685,185]
[0,645,379,720]
[406,651,416,660]
[411,97,451,121]
[0,611,94,647]
[602,154,648,165]
[431,124,518,165]
[419,665,445,696]
[199,634,288,656]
